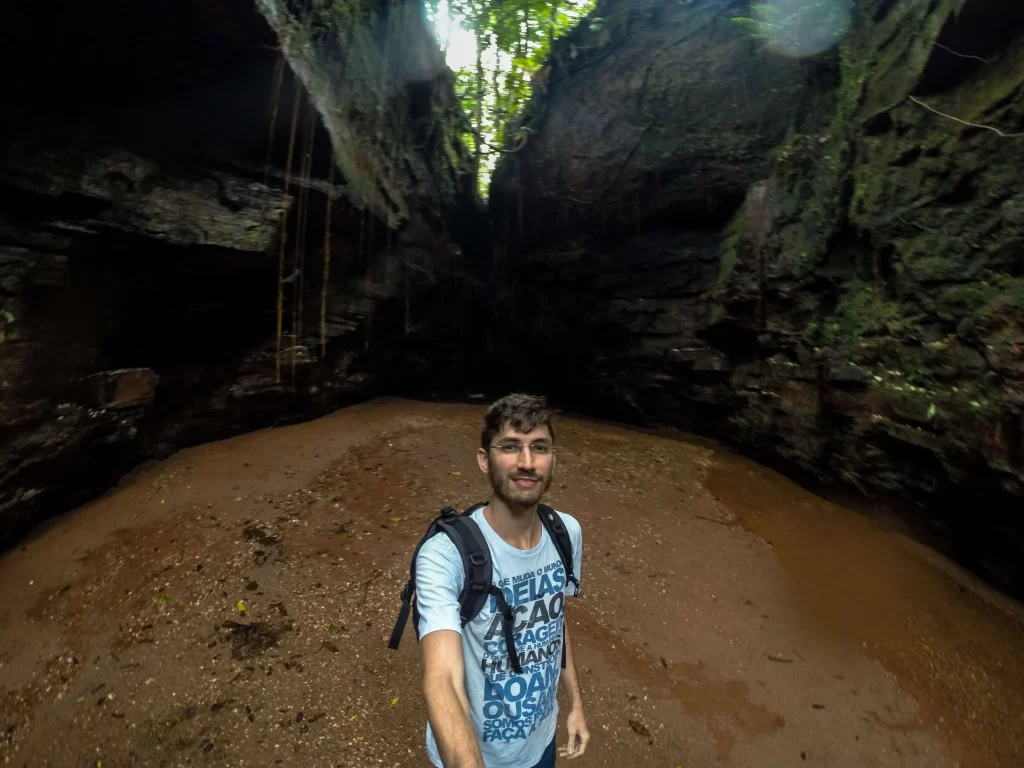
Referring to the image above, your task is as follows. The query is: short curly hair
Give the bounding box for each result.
[481,393,557,450]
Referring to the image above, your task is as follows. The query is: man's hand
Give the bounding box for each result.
[559,706,590,759]
[558,622,589,759]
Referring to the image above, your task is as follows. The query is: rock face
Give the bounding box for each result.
[4,0,1023,595]
[490,0,1024,591]
[0,0,482,541]
[490,0,809,250]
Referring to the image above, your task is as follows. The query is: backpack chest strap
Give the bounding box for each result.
[488,585,524,675]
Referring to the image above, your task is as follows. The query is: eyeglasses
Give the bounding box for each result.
[490,442,554,456]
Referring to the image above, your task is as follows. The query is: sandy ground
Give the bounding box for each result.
[1,397,1022,768]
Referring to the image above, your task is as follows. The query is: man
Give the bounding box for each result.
[415,394,589,767]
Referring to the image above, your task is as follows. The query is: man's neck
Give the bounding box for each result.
[484,496,543,550]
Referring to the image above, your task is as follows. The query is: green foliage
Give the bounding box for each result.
[319,0,377,31]
[937,276,1024,337]
[731,5,777,38]
[731,17,768,37]
[936,282,1001,317]
[732,0,851,56]
[1007,277,1024,313]
[715,210,746,295]
[428,0,596,193]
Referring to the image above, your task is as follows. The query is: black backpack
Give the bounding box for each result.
[388,502,578,674]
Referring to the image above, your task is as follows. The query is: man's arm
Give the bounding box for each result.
[558,622,590,759]
[559,622,585,711]
[560,516,589,759]
[422,629,485,768]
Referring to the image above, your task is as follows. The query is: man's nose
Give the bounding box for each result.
[517,447,536,469]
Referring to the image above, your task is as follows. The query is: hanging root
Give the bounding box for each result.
[909,95,1024,138]
[276,78,302,384]
[321,158,335,358]
[264,54,286,185]
[292,106,316,382]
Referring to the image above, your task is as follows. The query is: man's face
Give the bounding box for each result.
[477,422,555,508]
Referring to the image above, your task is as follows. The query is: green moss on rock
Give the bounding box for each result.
[934,276,1024,337]
[820,281,903,345]
[715,209,746,295]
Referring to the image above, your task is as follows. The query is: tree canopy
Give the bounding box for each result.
[427,0,597,194]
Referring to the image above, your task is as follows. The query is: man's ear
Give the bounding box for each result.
[477,447,489,474]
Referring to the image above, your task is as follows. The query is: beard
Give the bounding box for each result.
[489,463,551,508]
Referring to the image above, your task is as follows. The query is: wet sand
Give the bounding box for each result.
[1,397,1022,767]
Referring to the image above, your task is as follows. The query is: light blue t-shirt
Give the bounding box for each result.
[415,506,583,768]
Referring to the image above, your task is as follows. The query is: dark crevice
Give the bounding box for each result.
[915,0,1024,96]
[98,238,277,370]
[817,226,863,282]
[1009,414,1023,469]
[864,111,894,136]
[2,0,335,178]
[872,0,901,23]
[869,432,948,493]
[699,323,760,366]
[888,145,921,166]
[633,189,747,235]
[875,244,895,298]
[936,172,979,205]
[406,80,434,122]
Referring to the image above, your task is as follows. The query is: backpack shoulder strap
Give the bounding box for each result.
[439,512,492,625]
[538,504,578,595]
[457,503,524,674]
[388,504,494,653]
[462,501,487,517]
[388,507,454,651]
[537,504,577,671]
